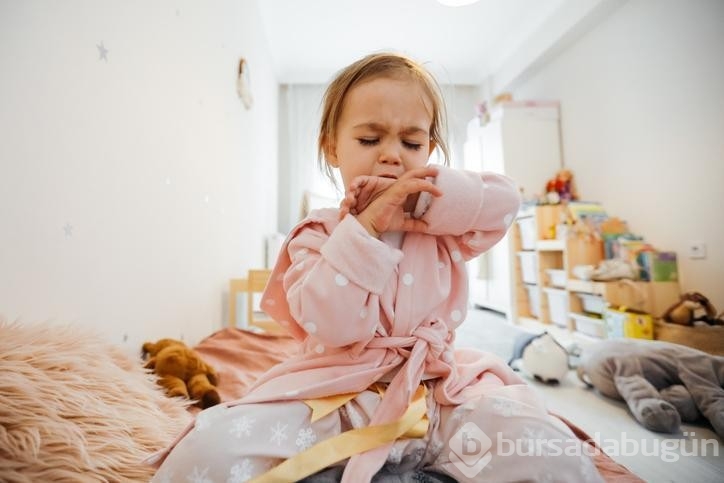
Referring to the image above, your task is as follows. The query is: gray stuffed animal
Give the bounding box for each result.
[578,338,724,438]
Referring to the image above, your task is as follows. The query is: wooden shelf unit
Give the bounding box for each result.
[511,204,680,338]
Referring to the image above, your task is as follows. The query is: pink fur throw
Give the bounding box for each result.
[0,321,192,482]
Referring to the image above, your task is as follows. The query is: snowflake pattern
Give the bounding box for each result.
[521,426,549,456]
[230,415,256,438]
[295,427,317,451]
[269,421,289,446]
[387,445,403,464]
[194,404,226,432]
[186,466,212,483]
[492,397,523,417]
[227,459,254,483]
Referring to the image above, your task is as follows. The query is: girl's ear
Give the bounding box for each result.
[323,138,338,167]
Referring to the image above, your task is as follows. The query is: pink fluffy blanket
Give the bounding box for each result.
[0,321,191,482]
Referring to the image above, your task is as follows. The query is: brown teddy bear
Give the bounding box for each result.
[142,338,221,409]
[662,291,723,326]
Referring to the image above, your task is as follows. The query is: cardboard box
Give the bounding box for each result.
[603,307,654,340]
[637,251,678,282]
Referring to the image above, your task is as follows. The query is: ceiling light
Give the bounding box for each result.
[437,0,481,6]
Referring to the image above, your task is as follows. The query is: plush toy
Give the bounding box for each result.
[578,338,724,438]
[509,332,571,384]
[661,291,723,326]
[142,338,221,409]
[543,169,579,204]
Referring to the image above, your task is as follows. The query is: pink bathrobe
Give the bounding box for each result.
[150,167,602,482]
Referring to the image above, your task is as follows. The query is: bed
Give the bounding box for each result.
[1,322,642,482]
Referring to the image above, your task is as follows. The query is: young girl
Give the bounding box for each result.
[151,53,602,482]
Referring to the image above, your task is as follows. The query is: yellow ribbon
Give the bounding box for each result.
[249,384,428,483]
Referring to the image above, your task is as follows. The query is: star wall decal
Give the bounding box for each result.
[97,41,108,61]
[63,222,73,238]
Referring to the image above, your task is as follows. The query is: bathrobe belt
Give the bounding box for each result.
[249,383,429,483]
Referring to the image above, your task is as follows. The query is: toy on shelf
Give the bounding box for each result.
[542,169,578,205]
[662,292,724,326]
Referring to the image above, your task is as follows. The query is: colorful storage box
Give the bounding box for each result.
[603,307,654,340]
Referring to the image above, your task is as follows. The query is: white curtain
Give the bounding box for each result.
[278,84,341,234]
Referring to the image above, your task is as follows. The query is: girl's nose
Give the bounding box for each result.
[378,145,401,166]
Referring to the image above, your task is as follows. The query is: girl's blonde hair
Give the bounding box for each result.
[317,52,450,187]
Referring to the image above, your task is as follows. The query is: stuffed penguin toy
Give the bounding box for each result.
[509,332,570,384]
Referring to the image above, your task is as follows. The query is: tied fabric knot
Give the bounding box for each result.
[340,320,450,482]
[412,320,448,365]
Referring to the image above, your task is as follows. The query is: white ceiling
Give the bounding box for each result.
[257,0,567,85]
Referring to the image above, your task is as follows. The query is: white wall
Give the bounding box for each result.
[0,0,279,349]
[512,0,724,310]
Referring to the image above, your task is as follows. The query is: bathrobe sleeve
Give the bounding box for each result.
[261,209,403,348]
[418,165,521,261]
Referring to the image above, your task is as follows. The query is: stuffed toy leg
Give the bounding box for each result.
[676,355,724,437]
[613,373,681,433]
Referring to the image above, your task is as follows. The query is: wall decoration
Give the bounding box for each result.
[236,58,253,109]
[96,41,108,61]
[63,222,74,238]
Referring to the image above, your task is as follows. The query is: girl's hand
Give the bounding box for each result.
[339,176,396,219]
[351,166,441,237]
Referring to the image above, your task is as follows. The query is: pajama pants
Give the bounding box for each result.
[152,383,603,482]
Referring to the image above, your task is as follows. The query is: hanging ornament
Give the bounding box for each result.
[236,58,253,109]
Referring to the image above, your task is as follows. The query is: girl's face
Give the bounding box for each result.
[325,77,436,191]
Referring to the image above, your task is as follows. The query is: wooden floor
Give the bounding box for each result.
[456,308,724,483]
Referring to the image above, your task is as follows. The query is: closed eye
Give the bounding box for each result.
[358,138,379,146]
[403,141,422,151]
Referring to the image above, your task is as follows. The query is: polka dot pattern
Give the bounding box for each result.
[314,344,325,354]
[335,273,349,286]
[503,213,514,226]
[451,309,462,322]
[451,250,462,262]
[285,390,300,397]
[402,273,414,286]
[360,308,368,318]
[303,322,317,334]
